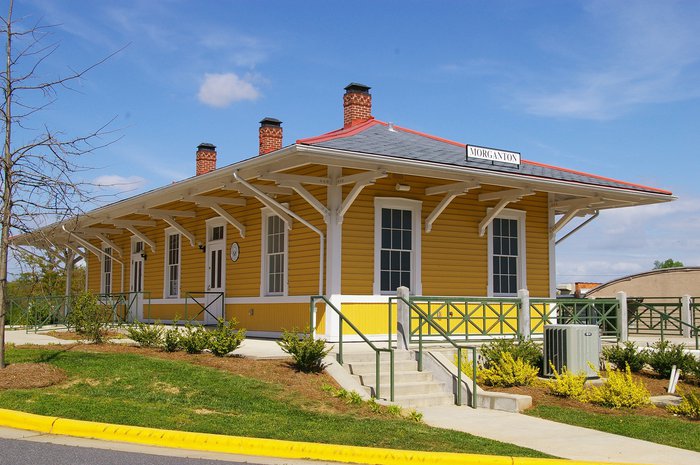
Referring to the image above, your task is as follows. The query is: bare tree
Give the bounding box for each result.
[0,0,120,367]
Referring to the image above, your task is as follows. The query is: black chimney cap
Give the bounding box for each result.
[259,117,282,127]
[197,142,216,151]
[344,82,371,94]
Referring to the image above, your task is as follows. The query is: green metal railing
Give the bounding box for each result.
[390,296,478,408]
[401,296,521,343]
[183,291,225,324]
[310,296,394,401]
[627,298,699,349]
[691,297,700,327]
[96,291,150,325]
[529,298,620,338]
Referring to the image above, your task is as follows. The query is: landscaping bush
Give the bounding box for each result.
[668,389,700,419]
[602,341,648,373]
[477,352,539,387]
[277,328,332,373]
[588,366,651,409]
[127,321,164,348]
[546,364,588,401]
[180,324,211,354]
[162,327,181,352]
[647,340,695,378]
[208,319,246,357]
[65,292,112,343]
[479,337,542,369]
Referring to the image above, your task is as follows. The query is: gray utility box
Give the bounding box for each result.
[543,324,600,379]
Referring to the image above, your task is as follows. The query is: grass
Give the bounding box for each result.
[527,405,700,452]
[0,346,551,458]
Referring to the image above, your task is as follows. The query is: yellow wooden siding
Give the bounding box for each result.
[143,303,203,322]
[225,303,309,332]
[342,176,550,297]
[339,303,395,336]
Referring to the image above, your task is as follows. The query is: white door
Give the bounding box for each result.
[205,225,226,324]
[130,241,145,321]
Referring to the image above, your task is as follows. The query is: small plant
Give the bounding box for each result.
[668,389,700,419]
[321,383,335,394]
[347,391,364,405]
[277,328,332,373]
[180,323,211,354]
[647,340,695,378]
[387,405,402,417]
[333,388,350,401]
[65,292,112,343]
[127,321,164,348]
[546,364,588,401]
[477,352,539,387]
[162,326,181,352]
[602,341,648,373]
[588,365,651,409]
[479,337,542,369]
[367,398,381,413]
[407,409,423,423]
[208,318,246,357]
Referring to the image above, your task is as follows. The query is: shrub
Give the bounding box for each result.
[180,324,211,354]
[127,321,164,348]
[602,341,648,373]
[480,337,542,369]
[387,405,402,417]
[588,366,651,409]
[477,352,539,387]
[65,292,112,343]
[647,340,695,378]
[546,365,588,401]
[162,327,181,352]
[277,328,332,373]
[407,409,423,423]
[208,319,246,357]
[668,389,700,419]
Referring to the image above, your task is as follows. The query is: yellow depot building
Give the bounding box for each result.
[18,83,674,341]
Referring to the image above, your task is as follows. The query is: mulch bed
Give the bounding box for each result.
[0,363,67,389]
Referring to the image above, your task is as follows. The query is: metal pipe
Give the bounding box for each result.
[555,210,599,245]
[233,171,325,296]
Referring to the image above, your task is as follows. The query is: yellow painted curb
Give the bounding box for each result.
[0,408,653,465]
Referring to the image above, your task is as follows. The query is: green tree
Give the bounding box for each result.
[653,258,684,269]
[9,249,85,298]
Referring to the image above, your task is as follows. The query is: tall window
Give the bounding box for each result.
[374,198,421,295]
[264,214,286,295]
[489,210,526,296]
[102,247,112,294]
[165,233,180,298]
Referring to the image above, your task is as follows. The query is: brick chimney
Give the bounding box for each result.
[196,143,217,176]
[259,117,283,155]
[343,83,372,127]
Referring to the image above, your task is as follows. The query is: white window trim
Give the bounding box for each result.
[163,227,181,299]
[205,217,227,292]
[487,208,527,297]
[260,207,289,297]
[100,245,112,295]
[373,197,422,296]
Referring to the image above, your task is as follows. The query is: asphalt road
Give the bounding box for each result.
[0,428,332,465]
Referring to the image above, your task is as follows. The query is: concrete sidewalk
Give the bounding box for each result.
[419,404,700,465]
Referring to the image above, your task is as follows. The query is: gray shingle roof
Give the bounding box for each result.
[299,121,669,195]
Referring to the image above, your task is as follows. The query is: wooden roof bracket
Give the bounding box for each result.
[94,233,123,256]
[478,188,534,236]
[424,181,480,233]
[124,226,157,252]
[62,225,104,262]
[336,170,387,224]
[187,196,246,238]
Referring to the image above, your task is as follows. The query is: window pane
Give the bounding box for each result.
[401,251,410,271]
[382,229,391,249]
[391,251,400,270]
[381,250,389,269]
[509,276,517,293]
[382,208,391,227]
[390,272,400,292]
[381,271,389,291]
[493,236,501,255]
[392,230,401,249]
[402,230,411,250]
[401,272,411,288]
[402,210,412,229]
[392,209,401,228]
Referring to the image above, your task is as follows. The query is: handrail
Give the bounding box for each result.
[390,296,478,408]
[184,291,225,324]
[629,300,699,349]
[310,296,394,401]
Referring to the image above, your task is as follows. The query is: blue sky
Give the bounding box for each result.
[8,0,700,283]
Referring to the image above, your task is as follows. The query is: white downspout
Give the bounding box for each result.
[232,171,325,295]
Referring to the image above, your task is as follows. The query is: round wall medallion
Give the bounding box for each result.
[230,242,240,262]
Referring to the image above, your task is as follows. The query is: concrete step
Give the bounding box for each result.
[388,392,455,408]
[366,380,449,396]
[338,350,414,364]
[356,370,435,385]
[348,359,417,375]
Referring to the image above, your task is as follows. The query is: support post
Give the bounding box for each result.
[617,291,628,342]
[64,249,74,317]
[517,288,530,341]
[396,286,410,350]
[681,295,692,338]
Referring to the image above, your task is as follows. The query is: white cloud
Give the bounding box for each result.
[93,174,147,192]
[197,73,260,108]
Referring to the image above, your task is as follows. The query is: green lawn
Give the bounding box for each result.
[0,347,550,458]
[527,405,700,452]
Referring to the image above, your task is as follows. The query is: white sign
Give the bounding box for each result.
[467,145,520,166]
[230,242,240,262]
